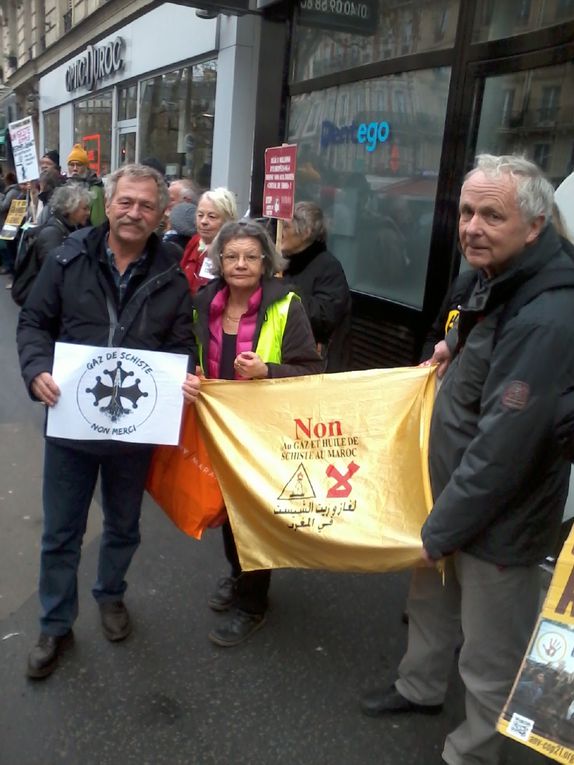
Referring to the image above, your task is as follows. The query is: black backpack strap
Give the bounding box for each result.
[494,268,574,347]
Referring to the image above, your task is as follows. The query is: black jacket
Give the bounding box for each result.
[422,225,574,566]
[282,241,352,372]
[193,276,323,379]
[18,223,196,400]
[35,214,82,265]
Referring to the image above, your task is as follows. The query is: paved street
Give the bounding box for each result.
[0,284,547,765]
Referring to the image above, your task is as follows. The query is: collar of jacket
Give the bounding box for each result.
[49,212,81,234]
[283,239,326,275]
[193,276,295,347]
[464,224,564,315]
[80,222,163,264]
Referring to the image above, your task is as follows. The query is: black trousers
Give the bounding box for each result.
[221,520,271,615]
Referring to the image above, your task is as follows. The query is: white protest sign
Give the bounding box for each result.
[47,343,188,445]
[8,116,39,183]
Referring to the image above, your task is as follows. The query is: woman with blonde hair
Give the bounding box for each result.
[180,187,238,293]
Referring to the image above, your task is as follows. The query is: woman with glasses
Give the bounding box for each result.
[180,187,238,294]
[183,219,322,647]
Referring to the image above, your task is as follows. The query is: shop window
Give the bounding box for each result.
[557,0,574,19]
[539,86,561,123]
[533,143,551,171]
[139,60,216,186]
[73,91,112,177]
[118,84,137,122]
[501,89,515,127]
[473,0,574,40]
[287,67,451,309]
[292,0,459,82]
[43,109,60,156]
[475,63,574,187]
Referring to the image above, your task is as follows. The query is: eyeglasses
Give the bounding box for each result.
[221,253,265,265]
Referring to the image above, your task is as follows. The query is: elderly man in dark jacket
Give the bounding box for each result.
[360,154,574,765]
[17,163,198,680]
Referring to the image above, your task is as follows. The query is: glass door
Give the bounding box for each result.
[117,129,136,167]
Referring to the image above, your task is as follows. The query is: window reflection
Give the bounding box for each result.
[473,0,574,41]
[475,62,574,186]
[292,0,459,82]
[118,84,137,121]
[74,91,112,177]
[43,110,60,155]
[288,67,451,308]
[139,61,216,185]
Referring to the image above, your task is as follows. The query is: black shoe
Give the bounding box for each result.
[208,576,237,612]
[99,601,132,642]
[208,609,266,647]
[360,684,443,717]
[27,630,74,679]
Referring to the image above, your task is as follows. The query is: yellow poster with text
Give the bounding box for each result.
[195,366,436,573]
[0,198,27,240]
[499,526,574,762]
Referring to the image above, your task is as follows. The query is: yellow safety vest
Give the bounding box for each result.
[195,292,299,373]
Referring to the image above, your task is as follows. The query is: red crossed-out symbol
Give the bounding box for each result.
[326,461,360,498]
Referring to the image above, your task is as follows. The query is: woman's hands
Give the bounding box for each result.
[234,352,268,380]
[182,372,201,403]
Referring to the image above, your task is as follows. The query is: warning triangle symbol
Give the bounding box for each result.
[278,462,316,500]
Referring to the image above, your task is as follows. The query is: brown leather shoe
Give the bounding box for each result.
[27,630,74,679]
[99,601,132,642]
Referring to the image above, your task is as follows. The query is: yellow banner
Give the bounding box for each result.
[498,526,574,761]
[195,366,436,573]
[0,199,27,240]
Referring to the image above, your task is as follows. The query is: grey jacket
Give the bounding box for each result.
[422,225,574,566]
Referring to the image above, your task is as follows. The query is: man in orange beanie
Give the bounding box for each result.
[66,144,106,225]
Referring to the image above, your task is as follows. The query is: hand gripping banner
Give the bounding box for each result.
[195,366,436,573]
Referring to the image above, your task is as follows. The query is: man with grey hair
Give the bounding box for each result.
[360,154,574,764]
[17,163,198,679]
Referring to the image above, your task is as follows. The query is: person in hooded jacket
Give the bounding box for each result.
[65,144,106,226]
[33,183,91,264]
[281,201,352,372]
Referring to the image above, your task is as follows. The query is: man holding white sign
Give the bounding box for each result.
[17,163,200,679]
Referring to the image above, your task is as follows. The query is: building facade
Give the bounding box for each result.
[1,0,574,367]
[0,0,263,214]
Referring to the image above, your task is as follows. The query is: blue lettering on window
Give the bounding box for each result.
[321,119,390,151]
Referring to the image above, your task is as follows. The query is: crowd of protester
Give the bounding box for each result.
[6,149,574,765]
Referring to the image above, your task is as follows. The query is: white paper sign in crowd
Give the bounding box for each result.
[8,116,40,183]
[47,343,188,445]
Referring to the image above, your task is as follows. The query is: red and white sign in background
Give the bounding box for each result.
[263,144,297,220]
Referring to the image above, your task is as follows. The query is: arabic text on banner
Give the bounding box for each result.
[47,342,188,445]
[195,366,436,573]
[498,524,574,762]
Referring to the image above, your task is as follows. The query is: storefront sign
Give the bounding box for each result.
[298,0,377,36]
[65,37,124,93]
[8,116,39,182]
[321,119,390,152]
[263,144,297,220]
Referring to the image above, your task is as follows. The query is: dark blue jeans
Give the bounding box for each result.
[39,441,153,635]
